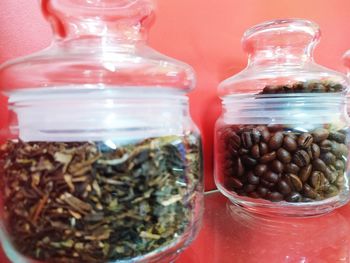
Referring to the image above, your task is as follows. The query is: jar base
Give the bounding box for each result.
[217,184,350,217]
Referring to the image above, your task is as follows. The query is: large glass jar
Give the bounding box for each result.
[215,19,350,217]
[0,0,203,262]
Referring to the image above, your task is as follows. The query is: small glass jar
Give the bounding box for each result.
[214,19,350,217]
[0,0,203,262]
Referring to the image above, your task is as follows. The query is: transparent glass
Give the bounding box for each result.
[0,1,203,262]
[343,50,350,115]
[215,19,350,217]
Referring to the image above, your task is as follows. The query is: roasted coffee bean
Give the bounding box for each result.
[259,142,269,155]
[239,148,249,155]
[255,164,268,176]
[260,152,276,163]
[244,184,256,193]
[335,160,345,171]
[257,186,268,197]
[299,164,312,183]
[312,128,329,142]
[286,192,302,202]
[284,163,300,174]
[267,124,285,132]
[320,152,336,165]
[241,132,253,149]
[251,129,262,144]
[293,150,310,167]
[261,179,275,188]
[324,168,337,183]
[278,180,292,195]
[248,192,260,198]
[236,158,244,177]
[251,144,260,159]
[310,144,321,159]
[247,171,260,185]
[266,192,284,202]
[277,148,291,163]
[283,136,297,152]
[303,184,317,199]
[313,158,327,173]
[320,140,332,152]
[269,132,284,150]
[262,171,279,183]
[298,133,314,148]
[329,131,346,143]
[241,155,257,167]
[286,173,303,192]
[310,171,324,191]
[270,160,284,173]
[227,133,241,150]
[325,185,339,198]
[231,177,244,189]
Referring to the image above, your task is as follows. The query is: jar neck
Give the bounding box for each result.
[222,94,347,125]
[8,88,190,142]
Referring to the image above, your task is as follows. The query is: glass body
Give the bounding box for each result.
[215,19,350,217]
[343,50,350,115]
[0,1,203,262]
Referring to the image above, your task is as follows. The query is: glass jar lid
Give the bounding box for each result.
[218,19,349,97]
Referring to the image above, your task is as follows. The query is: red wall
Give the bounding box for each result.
[1,0,350,190]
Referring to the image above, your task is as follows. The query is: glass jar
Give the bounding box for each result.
[0,0,203,262]
[214,19,350,217]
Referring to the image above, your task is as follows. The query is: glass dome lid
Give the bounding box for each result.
[218,19,349,97]
[0,0,195,96]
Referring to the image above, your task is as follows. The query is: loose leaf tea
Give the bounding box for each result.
[259,80,345,94]
[218,124,348,202]
[0,135,201,262]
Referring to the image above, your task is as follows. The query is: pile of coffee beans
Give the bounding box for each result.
[259,81,344,94]
[218,124,348,202]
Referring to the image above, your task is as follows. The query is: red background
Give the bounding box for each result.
[1,0,350,191]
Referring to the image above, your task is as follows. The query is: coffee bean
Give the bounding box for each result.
[298,133,314,148]
[260,152,276,163]
[270,160,284,173]
[310,143,320,159]
[335,160,345,171]
[251,128,262,144]
[277,148,291,163]
[241,155,257,167]
[239,148,249,155]
[283,136,297,152]
[278,180,292,195]
[232,178,243,189]
[255,164,268,177]
[320,152,336,165]
[267,124,284,132]
[299,164,312,182]
[320,140,332,152]
[329,131,346,143]
[227,132,241,150]
[261,179,275,188]
[236,158,245,177]
[259,142,269,155]
[293,150,310,167]
[286,192,302,202]
[286,173,303,192]
[248,192,260,198]
[325,185,339,198]
[312,128,329,142]
[324,167,337,183]
[256,186,267,197]
[241,132,253,149]
[256,125,271,143]
[247,172,260,185]
[303,184,317,199]
[244,184,256,193]
[266,192,284,202]
[251,144,260,159]
[310,171,324,191]
[313,158,327,173]
[284,163,300,174]
[262,171,279,183]
[269,132,284,150]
